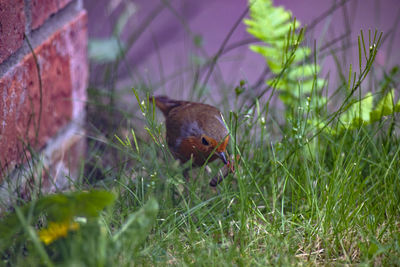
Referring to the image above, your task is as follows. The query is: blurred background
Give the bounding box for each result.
[81,0,400,145]
[83,0,399,97]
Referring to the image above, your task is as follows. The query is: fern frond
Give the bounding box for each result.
[245,0,325,112]
[245,1,398,136]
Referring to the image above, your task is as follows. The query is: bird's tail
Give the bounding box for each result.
[150,95,184,117]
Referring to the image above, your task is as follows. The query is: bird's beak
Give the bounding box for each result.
[216,151,228,164]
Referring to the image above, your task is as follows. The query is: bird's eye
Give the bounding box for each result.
[201,137,209,146]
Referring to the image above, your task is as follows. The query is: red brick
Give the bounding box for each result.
[0,40,73,174]
[57,0,73,8]
[46,131,86,190]
[66,12,88,118]
[31,0,58,30]
[17,131,86,198]
[0,0,26,64]
[31,0,73,29]
[40,131,86,192]
[0,11,88,179]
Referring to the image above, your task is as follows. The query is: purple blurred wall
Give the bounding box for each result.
[84,0,400,100]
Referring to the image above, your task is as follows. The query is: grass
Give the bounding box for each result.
[1,0,400,266]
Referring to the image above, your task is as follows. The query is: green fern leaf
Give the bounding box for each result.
[245,0,325,115]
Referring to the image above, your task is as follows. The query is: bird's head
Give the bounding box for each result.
[176,113,230,166]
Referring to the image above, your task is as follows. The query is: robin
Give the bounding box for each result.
[151,96,231,186]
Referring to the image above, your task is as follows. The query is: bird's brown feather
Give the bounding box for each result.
[152,95,230,172]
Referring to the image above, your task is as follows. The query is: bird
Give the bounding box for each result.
[151,96,231,185]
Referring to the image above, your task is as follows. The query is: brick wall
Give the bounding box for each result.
[0,0,87,197]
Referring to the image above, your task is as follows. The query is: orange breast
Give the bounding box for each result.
[176,138,217,166]
[174,136,229,166]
